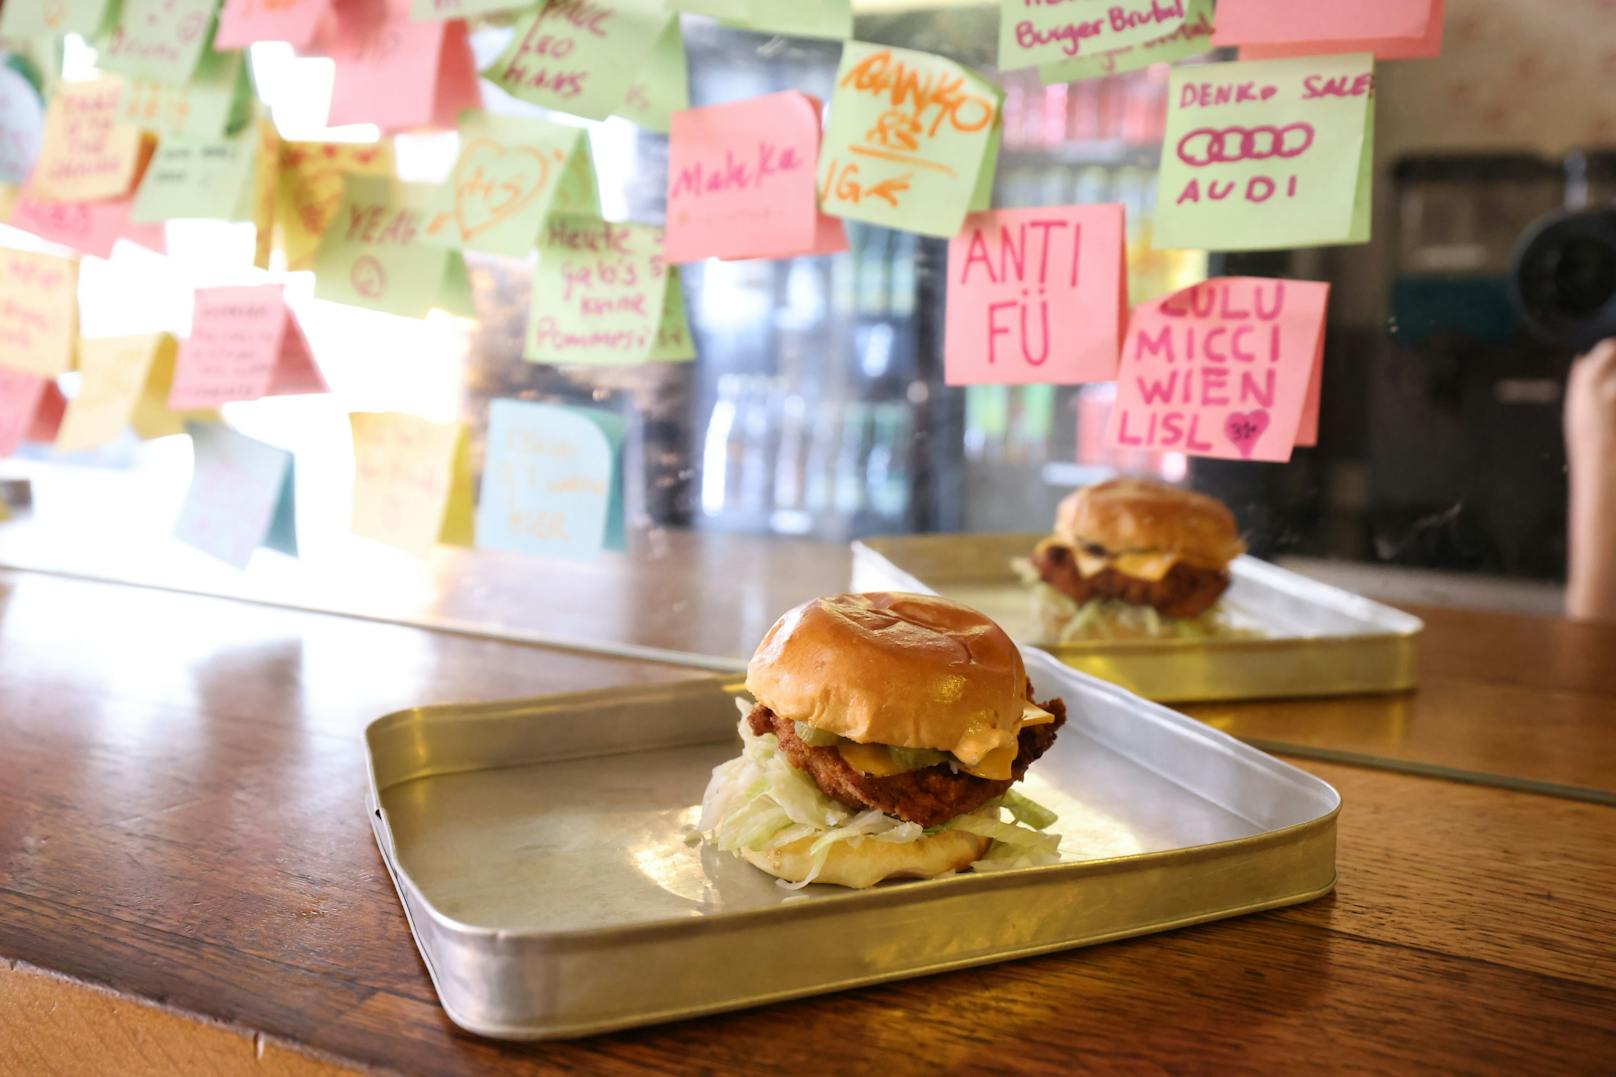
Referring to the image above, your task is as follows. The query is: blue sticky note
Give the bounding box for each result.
[175,421,298,569]
[475,400,626,561]
[263,458,298,557]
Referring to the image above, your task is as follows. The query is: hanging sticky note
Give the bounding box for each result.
[0,249,77,377]
[412,0,530,20]
[57,334,181,452]
[1038,0,1213,84]
[214,0,330,49]
[485,0,672,122]
[615,20,688,134]
[31,78,149,202]
[1214,0,1444,62]
[1106,277,1329,462]
[275,140,394,272]
[818,42,1001,238]
[1154,54,1375,252]
[668,0,852,40]
[349,411,474,557]
[1000,0,1189,72]
[314,175,472,318]
[666,92,846,263]
[648,268,695,361]
[0,369,51,456]
[476,399,626,560]
[418,112,597,258]
[120,48,252,138]
[130,122,261,223]
[945,205,1127,386]
[326,0,481,132]
[0,0,114,38]
[98,0,222,87]
[168,285,326,409]
[174,422,298,568]
[10,189,167,259]
[0,62,44,186]
[524,216,694,365]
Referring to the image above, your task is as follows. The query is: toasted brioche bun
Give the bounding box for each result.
[745,592,1028,769]
[740,828,991,889]
[1054,478,1244,569]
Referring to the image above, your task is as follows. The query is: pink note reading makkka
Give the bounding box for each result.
[169,286,328,410]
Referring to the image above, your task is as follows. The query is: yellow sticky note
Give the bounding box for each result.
[57,334,167,451]
[32,78,149,202]
[249,117,278,269]
[274,140,395,272]
[0,248,77,376]
[350,412,474,557]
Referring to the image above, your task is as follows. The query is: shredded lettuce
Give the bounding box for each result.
[1012,562,1257,643]
[1002,789,1059,829]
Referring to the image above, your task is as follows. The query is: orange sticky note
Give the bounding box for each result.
[945,205,1127,386]
[1107,277,1329,462]
[215,0,332,49]
[0,369,52,456]
[325,0,482,132]
[665,91,847,263]
[0,249,78,377]
[10,188,167,259]
[1215,0,1444,61]
[349,411,475,557]
[169,285,328,409]
[31,78,150,202]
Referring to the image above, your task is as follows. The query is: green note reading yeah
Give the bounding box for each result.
[315,176,475,319]
[1154,53,1375,252]
[485,0,672,123]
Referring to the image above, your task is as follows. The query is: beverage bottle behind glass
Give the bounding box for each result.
[736,375,776,523]
[700,374,739,519]
[804,399,841,516]
[773,392,810,514]
[833,402,873,520]
[868,403,914,522]
[888,231,919,319]
[856,228,894,318]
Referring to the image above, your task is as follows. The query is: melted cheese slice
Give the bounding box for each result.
[1074,549,1179,582]
[836,701,1057,782]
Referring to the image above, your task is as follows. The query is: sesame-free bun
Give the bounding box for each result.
[1054,478,1245,569]
[745,593,1028,768]
[740,828,991,889]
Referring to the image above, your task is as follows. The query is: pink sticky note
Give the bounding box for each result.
[169,285,328,410]
[665,91,847,264]
[0,370,48,455]
[1106,277,1329,462]
[944,205,1127,386]
[325,0,481,132]
[1216,0,1444,61]
[11,188,166,259]
[215,0,333,49]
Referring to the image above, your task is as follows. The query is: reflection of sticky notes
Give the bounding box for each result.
[946,205,1127,386]
[615,19,688,134]
[57,334,187,452]
[327,0,481,132]
[412,0,530,20]
[524,216,695,365]
[1039,0,1213,84]
[175,422,298,568]
[275,140,394,272]
[98,0,221,87]
[130,122,263,223]
[419,112,597,258]
[485,0,673,123]
[169,286,326,410]
[1,0,114,37]
[314,175,473,318]
[476,399,626,561]
[1106,277,1329,462]
[666,92,847,263]
[1215,0,1444,61]
[0,369,51,456]
[215,0,330,49]
[818,42,1002,238]
[349,411,474,557]
[668,0,851,40]
[32,78,148,202]
[0,63,44,187]
[11,189,167,259]
[120,48,252,138]
[1154,54,1375,252]
[1000,0,1188,72]
[0,249,77,377]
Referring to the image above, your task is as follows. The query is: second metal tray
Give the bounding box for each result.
[852,533,1423,703]
[365,648,1340,1040]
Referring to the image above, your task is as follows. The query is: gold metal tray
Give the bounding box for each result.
[852,533,1422,703]
[365,649,1340,1040]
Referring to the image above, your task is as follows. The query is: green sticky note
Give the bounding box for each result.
[647,269,696,362]
[1154,53,1375,251]
[818,42,1000,238]
[98,0,221,87]
[419,112,595,258]
[131,125,259,223]
[1038,0,1214,83]
[412,0,533,21]
[1347,100,1375,243]
[121,47,252,138]
[525,215,684,365]
[969,82,1004,213]
[484,0,670,122]
[1001,0,1188,72]
[671,0,852,39]
[314,176,466,318]
[0,0,113,38]
[615,19,687,134]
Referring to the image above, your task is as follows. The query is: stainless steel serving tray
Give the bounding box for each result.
[852,533,1423,703]
[365,649,1339,1040]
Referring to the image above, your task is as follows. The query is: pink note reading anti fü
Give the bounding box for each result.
[1214,0,1444,61]
[169,286,328,410]
[664,91,847,263]
[215,0,332,49]
[325,0,481,132]
[945,205,1128,386]
[1106,277,1329,462]
[11,189,167,259]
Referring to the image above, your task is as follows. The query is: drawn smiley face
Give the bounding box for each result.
[350,255,386,299]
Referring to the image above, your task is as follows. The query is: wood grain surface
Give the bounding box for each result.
[1,568,1613,1073]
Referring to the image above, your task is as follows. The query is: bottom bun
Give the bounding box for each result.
[740,829,991,889]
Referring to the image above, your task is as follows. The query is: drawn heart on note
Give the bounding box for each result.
[1225,409,1270,458]
[453,139,550,242]
[1260,85,1278,100]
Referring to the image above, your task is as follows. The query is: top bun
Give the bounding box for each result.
[1054,478,1245,569]
[745,593,1028,769]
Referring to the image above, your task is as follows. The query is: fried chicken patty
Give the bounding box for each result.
[1031,541,1230,619]
[746,693,1066,828]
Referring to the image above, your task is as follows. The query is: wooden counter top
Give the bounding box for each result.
[1,568,1613,1072]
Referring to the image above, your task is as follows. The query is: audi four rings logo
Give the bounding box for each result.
[1176,124,1315,167]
